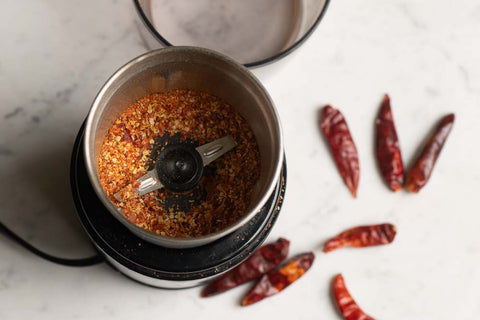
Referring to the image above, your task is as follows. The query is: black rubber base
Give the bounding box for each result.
[71,124,286,282]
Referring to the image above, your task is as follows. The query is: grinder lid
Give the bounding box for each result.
[134,0,330,67]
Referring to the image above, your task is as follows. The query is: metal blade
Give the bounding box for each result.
[114,169,163,201]
[114,136,236,202]
[195,136,237,166]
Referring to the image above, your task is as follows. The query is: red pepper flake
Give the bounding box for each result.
[375,94,404,191]
[201,238,290,297]
[323,223,396,253]
[333,274,375,320]
[241,252,314,306]
[406,114,455,193]
[117,123,133,143]
[131,180,141,189]
[321,105,360,197]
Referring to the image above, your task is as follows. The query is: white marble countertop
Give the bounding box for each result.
[1,0,479,319]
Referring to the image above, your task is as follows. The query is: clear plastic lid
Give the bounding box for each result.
[134,0,330,67]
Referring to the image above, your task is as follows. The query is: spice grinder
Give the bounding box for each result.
[71,47,287,288]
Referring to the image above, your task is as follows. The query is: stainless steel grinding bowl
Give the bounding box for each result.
[83,47,283,248]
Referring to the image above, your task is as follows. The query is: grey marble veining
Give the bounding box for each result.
[1,0,480,319]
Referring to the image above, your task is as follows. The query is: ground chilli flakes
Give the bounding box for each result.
[98,90,260,238]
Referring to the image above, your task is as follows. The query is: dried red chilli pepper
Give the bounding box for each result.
[242,252,314,306]
[406,114,455,193]
[323,223,396,253]
[375,94,404,191]
[321,105,360,197]
[333,274,375,320]
[201,238,290,297]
